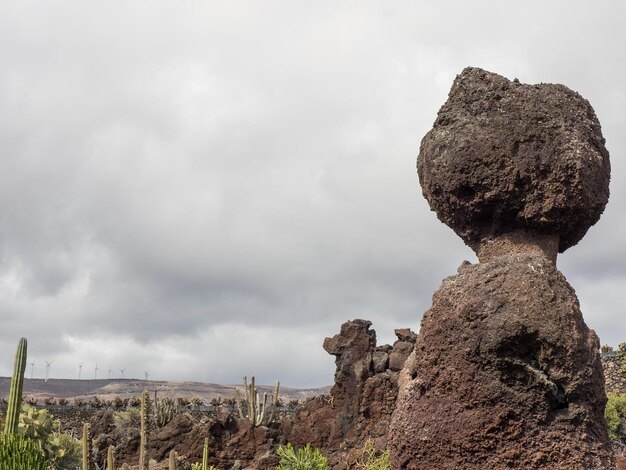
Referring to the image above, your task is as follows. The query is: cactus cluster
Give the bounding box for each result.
[1,337,231,469]
[0,433,48,470]
[154,390,176,427]
[236,375,280,427]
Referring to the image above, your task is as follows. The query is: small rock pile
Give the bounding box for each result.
[389,67,614,469]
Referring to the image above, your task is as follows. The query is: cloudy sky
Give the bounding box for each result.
[1,1,625,388]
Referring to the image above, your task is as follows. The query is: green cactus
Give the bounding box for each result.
[154,391,176,427]
[190,438,219,470]
[169,449,178,470]
[17,404,65,462]
[0,433,48,470]
[82,422,92,470]
[4,338,27,435]
[140,389,151,470]
[203,437,209,470]
[235,375,280,427]
[107,444,115,470]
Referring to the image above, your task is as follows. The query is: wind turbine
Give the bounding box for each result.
[78,363,83,380]
[108,364,112,379]
[29,358,35,379]
[120,368,126,379]
[144,371,149,381]
[45,361,54,382]
[94,364,99,380]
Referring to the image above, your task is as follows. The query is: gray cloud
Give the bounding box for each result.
[1,1,625,387]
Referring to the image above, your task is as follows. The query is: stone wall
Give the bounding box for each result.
[602,352,626,394]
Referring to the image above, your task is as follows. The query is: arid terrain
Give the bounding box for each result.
[0,377,330,403]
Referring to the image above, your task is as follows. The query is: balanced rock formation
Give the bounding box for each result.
[389,68,614,469]
[418,67,610,258]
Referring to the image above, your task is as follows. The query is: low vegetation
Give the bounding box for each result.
[276,443,328,470]
[605,393,626,441]
[347,440,390,470]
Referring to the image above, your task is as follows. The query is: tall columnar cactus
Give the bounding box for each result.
[202,437,209,470]
[82,422,92,470]
[106,444,115,470]
[267,379,280,424]
[140,389,151,470]
[235,375,280,427]
[4,337,27,435]
[169,449,178,470]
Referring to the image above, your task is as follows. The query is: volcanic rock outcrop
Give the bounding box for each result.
[284,320,416,468]
[389,68,614,469]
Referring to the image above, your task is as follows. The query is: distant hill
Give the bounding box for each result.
[0,377,330,402]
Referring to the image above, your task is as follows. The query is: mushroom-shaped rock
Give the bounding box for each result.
[418,67,610,256]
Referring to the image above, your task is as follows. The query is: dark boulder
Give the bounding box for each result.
[417,67,610,255]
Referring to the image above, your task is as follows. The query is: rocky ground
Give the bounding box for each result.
[1,320,416,469]
[2,319,626,469]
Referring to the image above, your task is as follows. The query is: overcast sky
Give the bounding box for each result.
[1,1,625,388]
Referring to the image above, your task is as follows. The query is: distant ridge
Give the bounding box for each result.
[0,377,330,402]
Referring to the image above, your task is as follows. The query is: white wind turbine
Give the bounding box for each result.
[120,368,126,379]
[94,364,99,379]
[29,358,35,379]
[108,364,112,379]
[78,363,83,380]
[144,371,149,381]
[45,361,54,382]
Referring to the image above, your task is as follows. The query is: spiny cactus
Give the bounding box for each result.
[4,338,27,435]
[82,422,92,470]
[106,444,115,470]
[140,389,151,470]
[0,433,48,470]
[191,438,217,470]
[169,449,178,470]
[154,390,176,427]
[235,375,280,427]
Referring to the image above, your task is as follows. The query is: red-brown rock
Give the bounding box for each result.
[417,67,610,254]
[287,319,416,468]
[389,254,614,469]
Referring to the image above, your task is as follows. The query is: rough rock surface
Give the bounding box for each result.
[417,67,610,254]
[284,320,416,468]
[389,254,614,468]
[390,67,614,469]
[603,353,626,394]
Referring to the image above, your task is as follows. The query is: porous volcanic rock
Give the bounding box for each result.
[389,254,614,468]
[285,320,416,468]
[417,67,610,254]
[390,67,614,469]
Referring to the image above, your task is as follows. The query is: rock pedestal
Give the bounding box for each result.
[389,68,614,469]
